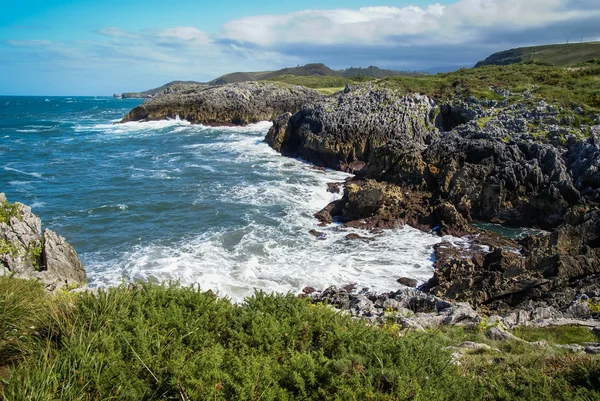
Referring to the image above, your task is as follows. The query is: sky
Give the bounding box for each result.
[1,0,599,95]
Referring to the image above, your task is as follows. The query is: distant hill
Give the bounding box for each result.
[339,66,424,79]
[120,64,427,98]
[475,42,600,67]
[121,81,206,98]
[209,63,425,85]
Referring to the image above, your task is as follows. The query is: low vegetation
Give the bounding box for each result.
[378,63,600,113]
[267,74,374,90]
[0,198,20,225]
[0,277,598,400]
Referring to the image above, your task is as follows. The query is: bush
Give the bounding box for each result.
[1,279,599,400]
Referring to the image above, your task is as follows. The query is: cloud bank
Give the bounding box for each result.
[2,0,600,95]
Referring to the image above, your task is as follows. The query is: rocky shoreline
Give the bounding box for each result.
[6,77,600,335]
[259,83,600,322]
[115,78,600,330]
[120,81,322,125]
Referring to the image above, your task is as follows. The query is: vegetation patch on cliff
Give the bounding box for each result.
[1,277,599,400]
[377,63,600,116]
[0,198,21,225]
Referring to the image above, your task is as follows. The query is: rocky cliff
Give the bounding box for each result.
[265,84,439,172]
[0,193,86,292]
[121,81,323,125]
[266,83,600,314]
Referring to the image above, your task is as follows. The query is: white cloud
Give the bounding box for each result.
[160,27,211,44]
[220,0,600,47]
[3,0,600,94]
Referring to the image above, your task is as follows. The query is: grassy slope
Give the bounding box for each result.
[378,63,600,114]
[475,42,600,67]
[265,63,600,118]
[1,277,599,400]
[210,64,426,85]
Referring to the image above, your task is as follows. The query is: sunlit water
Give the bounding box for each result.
[1,96,450,301]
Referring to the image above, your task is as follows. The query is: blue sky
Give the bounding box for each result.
[1,0,599,95]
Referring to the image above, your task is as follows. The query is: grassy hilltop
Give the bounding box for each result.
[475,42,600,67]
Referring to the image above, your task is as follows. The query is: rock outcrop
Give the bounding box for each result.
[304,285,600,331]
[267,82,600,314]
[265,84,439,171]
[0,193,86,292]
[121,82,322,125]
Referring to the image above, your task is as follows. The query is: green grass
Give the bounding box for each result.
[511,326,599,345]
[376,63,600,115]
[266,74,374,89]
[475,42,600,68]
[0,277,599,400]
[315,87,346,95]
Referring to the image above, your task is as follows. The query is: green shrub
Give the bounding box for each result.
[0,198,21,225]
[1,280,599,400]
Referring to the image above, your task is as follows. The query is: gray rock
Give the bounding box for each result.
[397,277,418,287]
[556,344,585,353]
[0,193,86,292]
[442,303,480,326]
[486,326,524,342]
[121,82,322,126]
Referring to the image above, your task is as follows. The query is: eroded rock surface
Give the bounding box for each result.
[121,82,322,125]
[266,84,439,170]
[267,83,600,314]
[0,193,86,291]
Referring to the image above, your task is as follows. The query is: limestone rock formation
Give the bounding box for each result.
[0,193,86,292]
[121,82,322,125]
[266,82,600,314]
[266,83,439,170]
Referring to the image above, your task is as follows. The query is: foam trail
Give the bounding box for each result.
[85,121,446,302]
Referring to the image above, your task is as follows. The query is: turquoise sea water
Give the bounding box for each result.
[1,96,446,300]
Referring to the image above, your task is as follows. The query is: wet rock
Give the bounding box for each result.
[308,229,326,240]
[397,277,418,288]
[302,287,317,295]
[345,233,374,242]
[326,182,342,194]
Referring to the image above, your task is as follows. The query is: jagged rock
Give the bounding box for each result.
[41,229,87,292]
[263,82,600,315]
[121,82,322,125]
[345,233,374,242]
[326,182,342,194]
[302,287,317,295]
[0,194,86,292]
[266,83,439,169]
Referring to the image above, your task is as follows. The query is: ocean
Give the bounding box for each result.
[1,96,446,301]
